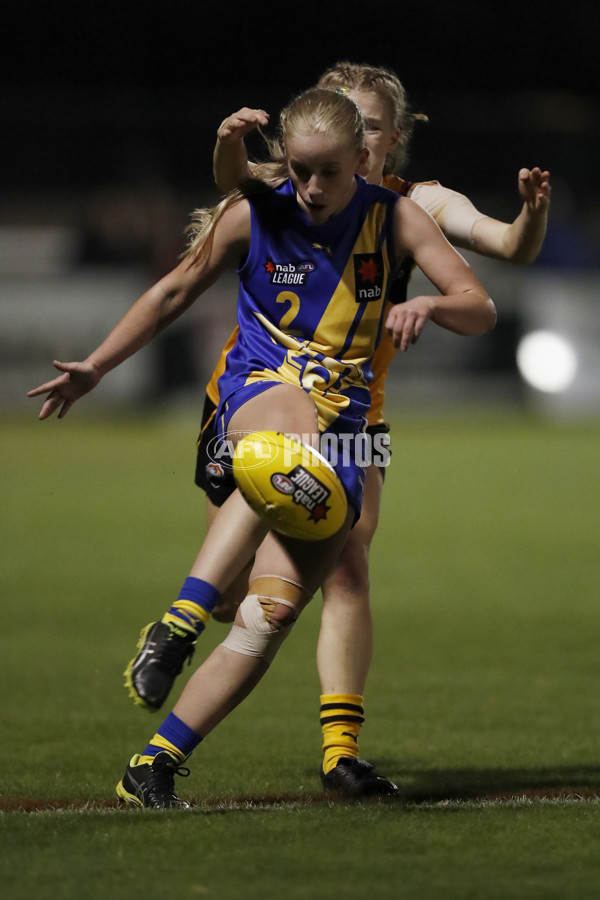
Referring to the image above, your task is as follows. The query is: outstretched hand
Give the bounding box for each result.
[216,107,270,143]
[518,167,551,212]
[27,360,101,420]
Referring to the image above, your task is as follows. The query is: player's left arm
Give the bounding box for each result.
[416,168,551,265]
[213,107,270,193]
[470,167,551,264]
[387,197,497,350]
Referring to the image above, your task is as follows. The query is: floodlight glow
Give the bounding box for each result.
[516,331,577,393]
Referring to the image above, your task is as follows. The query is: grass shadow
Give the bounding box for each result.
[379,761,600,803]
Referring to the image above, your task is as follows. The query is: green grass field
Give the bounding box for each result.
[2,410,600,899]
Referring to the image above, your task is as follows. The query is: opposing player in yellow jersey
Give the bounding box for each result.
[124,62,549,797]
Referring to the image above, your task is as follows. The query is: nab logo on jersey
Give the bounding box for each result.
[264,259,316,285]
[353,252,384,302]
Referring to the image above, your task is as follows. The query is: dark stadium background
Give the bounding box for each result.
[4,0,598,201]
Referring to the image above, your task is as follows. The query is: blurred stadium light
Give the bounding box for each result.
[516,273,600,418]
[517,332,577,394]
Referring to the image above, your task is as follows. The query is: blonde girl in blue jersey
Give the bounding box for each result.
[120,63,550,798]
[29,86,496,807]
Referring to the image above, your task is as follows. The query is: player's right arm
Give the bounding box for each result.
[213,107,270,193]
[387,196,496,351]
[28,202,252,420]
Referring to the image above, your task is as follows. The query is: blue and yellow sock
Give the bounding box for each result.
[320,693,365,775]
[139,712,203,765]
[162,576,221,636]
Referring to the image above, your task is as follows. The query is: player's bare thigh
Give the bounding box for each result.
[227,383,320,449]
[250,505,355,603]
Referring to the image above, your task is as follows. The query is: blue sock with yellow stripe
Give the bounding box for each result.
[139,712,203,765]
[162,576,221,636]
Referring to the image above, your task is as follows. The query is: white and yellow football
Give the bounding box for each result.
[232,431,348,541]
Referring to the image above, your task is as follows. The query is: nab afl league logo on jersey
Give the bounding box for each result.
[264,258,316,285]
[353,252,384,302]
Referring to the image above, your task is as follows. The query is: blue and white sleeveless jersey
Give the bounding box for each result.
[216,176,397,436]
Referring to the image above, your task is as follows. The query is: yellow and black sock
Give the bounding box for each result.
[320,693,365,775]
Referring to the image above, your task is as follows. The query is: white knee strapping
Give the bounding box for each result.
[221,579,305,665]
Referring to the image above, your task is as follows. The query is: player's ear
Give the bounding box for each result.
[356,148,370,176]
[388,127,401,152]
